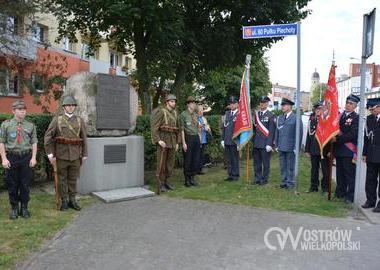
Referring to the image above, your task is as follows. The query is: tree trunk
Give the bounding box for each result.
[152,78,164,109]
[172,63,188,99]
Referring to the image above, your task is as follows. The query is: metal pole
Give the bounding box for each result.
[294,22,301,194]
[353,14,368,216]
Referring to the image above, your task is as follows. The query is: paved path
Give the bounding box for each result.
[20,197,380,270]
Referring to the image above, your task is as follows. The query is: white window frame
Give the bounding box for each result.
[110,52,120,68]
[31,73,44,93]
[63,37,75,52]
[80,43,90,60]
[32,23,47,43]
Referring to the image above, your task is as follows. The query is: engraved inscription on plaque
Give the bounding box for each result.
[104,144,126,164]
[96,74,130,130]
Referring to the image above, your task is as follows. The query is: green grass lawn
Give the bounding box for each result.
[0,192,93,270]
[146,153,352,218]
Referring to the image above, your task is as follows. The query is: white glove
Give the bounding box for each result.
[221,141,225,148]
[265,145,273,152]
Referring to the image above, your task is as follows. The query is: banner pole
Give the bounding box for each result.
[246,143,250,184]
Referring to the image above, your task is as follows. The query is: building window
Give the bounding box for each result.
[0,14,19,34]
[110,52,120,68]
[63,37,75,52]
[80,43,90,60]
[0,69,19,96]
[32,23,47,43]
[32,73,44,93]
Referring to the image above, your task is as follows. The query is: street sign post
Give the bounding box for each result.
[242,22,302,194]
[354,8,376,216]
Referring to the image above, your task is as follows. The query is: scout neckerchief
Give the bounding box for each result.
[254,110,269,137]
[16,121,22,144]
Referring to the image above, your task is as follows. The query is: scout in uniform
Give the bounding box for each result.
[221,96,240,181]
[252,96,276,185]
[151,94,181,193]
[180,96,201,187]
[332,94,359,203]
[44,96,87,211]
[362,97,380,212]
[275,98,303,189]
[305,101,329,193]
[0,100,37,219]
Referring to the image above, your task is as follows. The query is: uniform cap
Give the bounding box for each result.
[346,94,360,104]
[12,100,27,110]
[313,101,324,109]
[281,98,295,106]
[165,94,177,101]
[228,96,239,104]
[62,95,77,106]
[186,96,197,104]
[260,96,271,103]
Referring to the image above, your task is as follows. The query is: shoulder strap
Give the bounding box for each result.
[58,116,63,134]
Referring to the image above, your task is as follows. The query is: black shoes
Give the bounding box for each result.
[60,200,69,211]
[279,184,287,189]
[361,201,376,209]
[373,204,380,213]
[184,181,192,187]
[21,204,30,218]
[68,200,81,211]
[224,177,233,181]
[9,205,18,220]
[165,183,175,190]
[306,189,318,193]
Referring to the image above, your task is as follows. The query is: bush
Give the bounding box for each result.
[0,113,54,190]
[134,113,225,171]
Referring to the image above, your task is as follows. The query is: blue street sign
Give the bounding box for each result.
[242,23,298,39]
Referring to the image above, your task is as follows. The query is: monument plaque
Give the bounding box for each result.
[96,74,130,130]
[104,144,127,164]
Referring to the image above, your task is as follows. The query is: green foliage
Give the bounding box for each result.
[311,83,327,106]
[0,113,53,189]
[199,57,272,114]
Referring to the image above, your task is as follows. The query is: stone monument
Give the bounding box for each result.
[63,72,153,201]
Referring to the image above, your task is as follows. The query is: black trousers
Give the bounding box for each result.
[335,157,356,202]
[5,153,32,206]
[253,148,271,183]
[183,134,201,182]
[198,143,207,173]
[365,162,380,205]
[310,155,328,191]
[225,145,239,179]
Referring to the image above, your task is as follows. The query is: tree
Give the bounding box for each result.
[199,56,271,114]
[44,0,311,113]
[310,82,327,106]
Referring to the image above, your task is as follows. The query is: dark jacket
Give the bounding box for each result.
[305,113,330,156]
[363,114,380,163]
[334,112,359,158]
[252,110,276,148]
[222,110,238,146]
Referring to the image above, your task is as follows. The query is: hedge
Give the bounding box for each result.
[0,113,54,190]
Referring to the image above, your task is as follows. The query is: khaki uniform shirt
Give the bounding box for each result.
[180,109,199,136]
[0,117,37,152]
[151,107,181,148]
[44,114,88,161]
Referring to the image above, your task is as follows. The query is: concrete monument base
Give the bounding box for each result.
[78,135,144,194]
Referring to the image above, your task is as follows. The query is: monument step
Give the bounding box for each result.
[92,187,155,203]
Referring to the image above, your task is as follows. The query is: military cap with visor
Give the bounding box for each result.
[12,100,27,110]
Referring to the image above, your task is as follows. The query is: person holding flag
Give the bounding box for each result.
[332,94,360,203]
[315,64,340,200]
[252,96,276,185]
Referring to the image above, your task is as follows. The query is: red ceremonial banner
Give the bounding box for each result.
[315,65,340,154]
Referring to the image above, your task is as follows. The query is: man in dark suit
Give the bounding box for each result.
[305,101,329,193]
[252,96,276,185]
[221,96,239,181]
[276,98,303,189]
[333,94,360,203]
[362,97,380,212]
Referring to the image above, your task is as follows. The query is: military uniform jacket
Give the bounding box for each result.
[363,114,380,163]
[44,114,88,161]
[334,112,358,158]
[0,118,38,152]
[252,110,276,148]
[222,110,238,146]
[151,107,181,148]
[275,112,303,152]
[305,114,329,156]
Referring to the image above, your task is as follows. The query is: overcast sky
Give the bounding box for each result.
[265,0,379,91]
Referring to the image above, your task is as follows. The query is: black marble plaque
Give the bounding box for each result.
[96,74,130,130]
[104,144,127,164]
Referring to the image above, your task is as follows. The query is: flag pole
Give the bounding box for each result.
[327,143,334,200]
[246,143,250,184]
